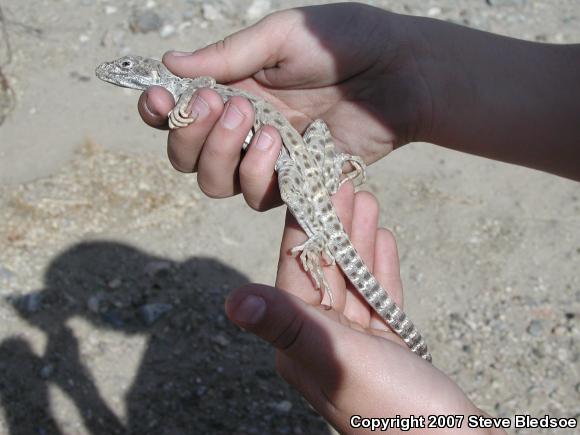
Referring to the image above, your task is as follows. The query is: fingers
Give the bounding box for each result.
[165,88,224,172]
[239,126,284,210]
[138,86,175,129]
[225,284,343,365]
[194,96,255,197]
[162,12,297,83]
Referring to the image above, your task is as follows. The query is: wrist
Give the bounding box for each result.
[407,15,580,179]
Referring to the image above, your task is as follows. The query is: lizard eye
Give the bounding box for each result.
[120,60,133,68]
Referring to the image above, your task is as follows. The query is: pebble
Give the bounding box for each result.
[211,333,230,347]
[130,10,163,33]
[108,277,122,289]
[143,260,172,278]
[195,385,208,397]
[486,0,527,6]
[246,0,271,20]
[101,310,124,328]
[0,264,15,281]
[21,292,43,313]
[202,3,223,21]
[104,5,117,15]
[40,364,54,379]
[159,24,176,39]
[272,400,292,413]
[427,7,442,17]
[141,303,173,325]
[526,319,543,336]
[87,293,103,313]
[551,324,567,336]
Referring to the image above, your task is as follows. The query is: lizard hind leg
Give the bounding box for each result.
[302,119,367,194]
[334,153,367,189]
[277,153,335,306]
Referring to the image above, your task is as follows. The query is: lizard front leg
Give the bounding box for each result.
[168,76,216,130]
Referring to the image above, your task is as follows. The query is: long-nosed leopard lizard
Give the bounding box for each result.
[96,55,432,362]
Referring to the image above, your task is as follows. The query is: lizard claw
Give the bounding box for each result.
[168,103,196,130]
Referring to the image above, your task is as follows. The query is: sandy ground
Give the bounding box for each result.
[0,0,579,434]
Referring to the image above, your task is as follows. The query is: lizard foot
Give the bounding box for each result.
[290,236,335,306]
[168,104,195,130]
[336,153,367,188]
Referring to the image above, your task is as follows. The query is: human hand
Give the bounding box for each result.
[139,3,433,209]
[225,183,503,434]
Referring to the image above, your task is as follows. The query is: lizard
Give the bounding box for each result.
[96,55,432,362]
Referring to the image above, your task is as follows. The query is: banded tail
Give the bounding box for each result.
[329,233,432,362]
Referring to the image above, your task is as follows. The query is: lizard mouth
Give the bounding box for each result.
[95,62,115,83]
[95,63,107,79]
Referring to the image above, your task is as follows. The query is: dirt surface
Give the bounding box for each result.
[0,0,579,434]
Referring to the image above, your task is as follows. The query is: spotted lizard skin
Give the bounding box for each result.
[96,56,432,362]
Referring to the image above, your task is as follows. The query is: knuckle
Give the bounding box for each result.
[355,190,379,213]
[212,37,234,78]
[377,228,397,251]
[167,152,194,174]
[270,313,304,351]
[197,180,223,199]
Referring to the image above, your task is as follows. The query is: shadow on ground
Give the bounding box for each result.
[0,241,328,434]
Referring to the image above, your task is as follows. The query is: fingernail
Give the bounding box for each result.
[222,102,245,130]
[168,50,193,57]
[254,130,273,151]
[190,94,210,120]
[144,94,160,117]
[233,295,266,325]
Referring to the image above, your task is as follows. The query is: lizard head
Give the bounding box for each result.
[95,55,173,90]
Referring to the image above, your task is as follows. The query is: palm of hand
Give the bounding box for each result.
[273,183,480,429]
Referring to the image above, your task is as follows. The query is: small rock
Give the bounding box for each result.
[211,333,230,347]
[21,292,43,313]
[159,24,176,39]
[486,0,527,5]
[40,364,54,379]
[246,0,271,20]
[552,324,567,336]
[101,310,124,328]
[0,265,15,281]
[526,319,543,336]
[182,9,194,20]
[272,400,293,413]
[87,294,103,313]
[108,277,122,289]
[130,10,163,33]
[141,303,173,325]
[104,5,117,15]
[195,385,208,397]
[202,3,223,21]
[143,260,171,278]
[427,6,442,16]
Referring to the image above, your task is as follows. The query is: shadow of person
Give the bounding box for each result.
[2,241,328,434]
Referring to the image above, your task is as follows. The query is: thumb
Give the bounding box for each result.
[225,284,341,364]
[162,12,297,83]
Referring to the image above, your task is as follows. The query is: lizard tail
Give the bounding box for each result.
[330,237,432,362]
